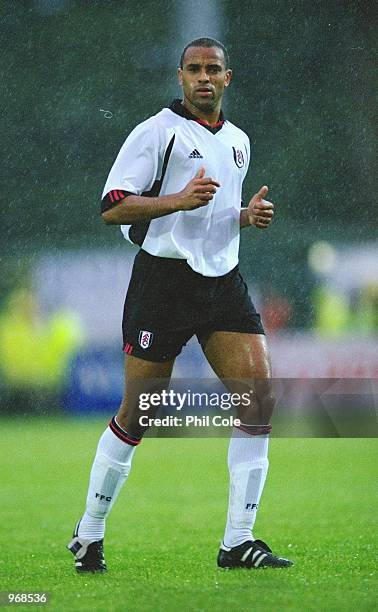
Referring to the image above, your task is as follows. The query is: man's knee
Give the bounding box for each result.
[257,384,276,423]
[238,380,276,426]
[117,386,165,438]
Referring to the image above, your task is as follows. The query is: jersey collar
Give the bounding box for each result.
[169,99,225,134]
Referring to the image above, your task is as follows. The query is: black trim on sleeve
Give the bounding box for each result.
[128,134,176,246]
[101,190,135,214]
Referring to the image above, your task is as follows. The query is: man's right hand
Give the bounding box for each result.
[102,168,220,225]
[178,167,220,211]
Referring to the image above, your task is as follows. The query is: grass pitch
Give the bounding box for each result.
[1,418,377,611]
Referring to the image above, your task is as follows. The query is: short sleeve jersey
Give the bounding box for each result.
[102,99,250,277]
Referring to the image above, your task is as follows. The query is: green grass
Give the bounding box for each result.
[1,418,377,611]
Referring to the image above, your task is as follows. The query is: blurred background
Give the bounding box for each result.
[1,0,376,418]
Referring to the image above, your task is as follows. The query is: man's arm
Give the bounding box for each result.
[240,185,274,229]
[102,167,220,225]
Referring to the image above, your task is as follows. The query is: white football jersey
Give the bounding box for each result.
[102,100,250,277]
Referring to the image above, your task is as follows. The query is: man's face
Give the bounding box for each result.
[178,46,232,113]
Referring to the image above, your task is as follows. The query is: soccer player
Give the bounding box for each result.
[67,38,293,572]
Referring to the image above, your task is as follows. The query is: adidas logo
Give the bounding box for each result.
[188,149,203,158]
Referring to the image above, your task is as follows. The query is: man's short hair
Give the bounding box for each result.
[179,37,229,69]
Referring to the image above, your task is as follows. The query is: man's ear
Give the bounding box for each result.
[177,67,183,86]
[224,69,233,87]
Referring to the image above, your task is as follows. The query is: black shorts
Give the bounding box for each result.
[122,249,264,361]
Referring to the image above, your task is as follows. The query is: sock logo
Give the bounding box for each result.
[95,493,112,502]
[245,502,258,510]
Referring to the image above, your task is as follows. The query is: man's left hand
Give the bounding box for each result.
[247,186,274,228]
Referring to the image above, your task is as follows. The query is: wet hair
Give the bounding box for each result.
[179,37,229,69]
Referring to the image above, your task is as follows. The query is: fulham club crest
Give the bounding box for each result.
[232,147,245,168]
[139,330,154,349]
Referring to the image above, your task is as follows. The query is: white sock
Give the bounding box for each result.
[77,418,138,541]
[222,427,269,549]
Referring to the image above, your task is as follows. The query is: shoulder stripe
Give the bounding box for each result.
[128,134,176,246]
[161,134,176,185]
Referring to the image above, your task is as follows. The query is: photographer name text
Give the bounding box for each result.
[139,415,241,427]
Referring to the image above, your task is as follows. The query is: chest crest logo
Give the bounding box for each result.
[232,147,245,168]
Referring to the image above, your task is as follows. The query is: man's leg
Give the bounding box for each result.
[202,331,292,568]
[68,355,174,572]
